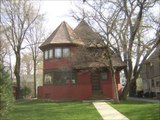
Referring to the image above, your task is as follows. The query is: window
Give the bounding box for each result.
[49,49,53,59]
[156,80,160,87]
[53,71,72,84]
[44,50,48,60]
[63,48,70,57]
[44,73,52,84]
[55,47,62,58]
[100,72,107,80]
[44,47,70,59]
[54,47,70,58]
[151,79,154,87]
[44,70,76,85]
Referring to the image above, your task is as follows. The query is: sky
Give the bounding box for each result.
[38,0,160,36]
[6,0,160,67]
[38,0,81,34]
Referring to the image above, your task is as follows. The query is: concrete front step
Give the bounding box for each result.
[89,90,110,100]
[83,99,113,103]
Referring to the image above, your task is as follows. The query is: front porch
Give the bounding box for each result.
[38,69,122,100]
[38,83,122,100]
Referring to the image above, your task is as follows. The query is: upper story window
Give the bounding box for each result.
[55,47,62,58]
[44,47,70,60]
[63,48,70,57]
[44,50,48,60]
[49,49,53,59]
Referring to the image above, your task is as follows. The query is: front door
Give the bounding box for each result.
[91,71,100,91]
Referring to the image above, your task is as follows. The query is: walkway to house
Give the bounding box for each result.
[93,102,129,120]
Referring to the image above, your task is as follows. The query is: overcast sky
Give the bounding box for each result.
[39,0,80,34]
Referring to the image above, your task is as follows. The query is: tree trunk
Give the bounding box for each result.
[14,52,21,99]
[9,53,13,81]
[111,70,119,102]
[33,60,37,98]
[129,80,136,97]
[119,80,130,100]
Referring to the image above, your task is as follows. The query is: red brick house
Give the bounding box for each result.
[38,20,125,100]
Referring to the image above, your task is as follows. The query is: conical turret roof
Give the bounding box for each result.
[40,21,84,49]
[74,20,103,47]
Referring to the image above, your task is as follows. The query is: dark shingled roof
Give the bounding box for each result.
[40,21,84,49]
[74,55,126,69]
[74,20,104,47]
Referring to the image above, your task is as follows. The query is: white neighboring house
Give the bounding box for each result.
[140,45,160,98]
[136,77,143,92]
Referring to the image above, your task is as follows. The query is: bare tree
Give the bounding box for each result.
[0,27,10,65]
[73,0,160,100]
[0,26,14,80]
[21,53,33,75]
[70,21,120,102]
[1,0,40,99]
[26,16,45,98]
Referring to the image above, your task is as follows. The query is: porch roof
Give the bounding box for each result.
[74,56,126,69]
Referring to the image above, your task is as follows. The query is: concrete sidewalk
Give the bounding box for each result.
[127,97,160,103]
[93,102,129,120]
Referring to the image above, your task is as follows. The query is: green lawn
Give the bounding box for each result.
[10,100,102,120]
[109,100,160,120]
[10,100,160,120]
